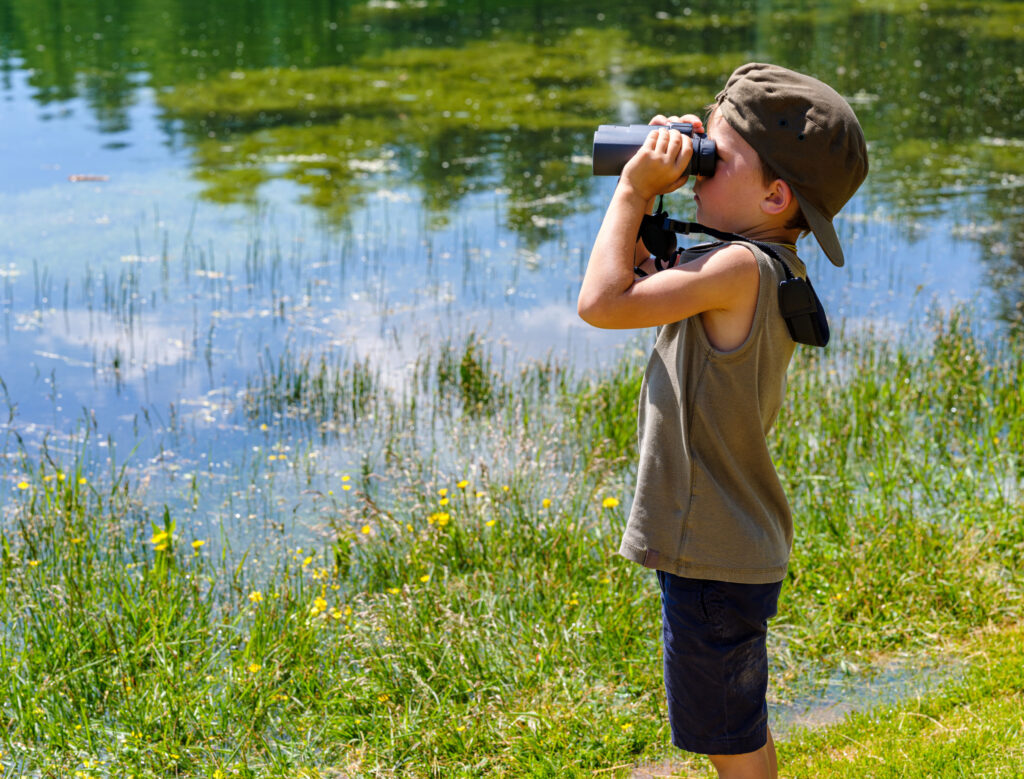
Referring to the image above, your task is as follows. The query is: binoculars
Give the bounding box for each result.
[592,122,717,177]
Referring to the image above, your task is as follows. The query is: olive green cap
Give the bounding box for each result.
[716,62,868,267]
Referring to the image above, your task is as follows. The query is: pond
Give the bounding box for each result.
[1,0,1022,540]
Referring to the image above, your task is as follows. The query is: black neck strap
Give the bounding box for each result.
[654,217,795,279]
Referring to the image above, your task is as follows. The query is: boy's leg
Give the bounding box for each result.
[657,572,782,769]
[709,726,777,779]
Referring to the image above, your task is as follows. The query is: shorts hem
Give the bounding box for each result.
[673,727,768,756]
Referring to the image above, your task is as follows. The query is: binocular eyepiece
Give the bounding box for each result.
[592,122,717,178]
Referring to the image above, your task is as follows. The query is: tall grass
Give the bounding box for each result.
[1,310,1022,776]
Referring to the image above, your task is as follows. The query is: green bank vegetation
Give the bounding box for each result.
[2,309,1022,777]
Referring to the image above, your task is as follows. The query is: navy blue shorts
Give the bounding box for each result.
[657,571,782,755]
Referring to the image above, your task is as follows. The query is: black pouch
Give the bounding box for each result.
[778,273,830,347]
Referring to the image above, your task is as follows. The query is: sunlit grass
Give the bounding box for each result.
[1,309,1023,776]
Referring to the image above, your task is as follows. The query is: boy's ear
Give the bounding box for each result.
[761,179,795,217]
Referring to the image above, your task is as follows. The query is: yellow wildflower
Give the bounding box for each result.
[602,497,620,508]
[542,498,551,508]
[361,524,372,535]
[378,693,390,703]
[457,480,469,489]
[485,520,497,527]
[419,573,431,583]
[191,539,206,549]
[149,531,169,545]
[247,663,261,674]
[248,591,264,603]
[438,488,448,497]
[16,481,29,490]
[387,587,401,594]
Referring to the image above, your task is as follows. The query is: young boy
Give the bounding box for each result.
[578,63,868,778]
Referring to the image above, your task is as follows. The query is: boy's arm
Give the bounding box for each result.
[578,127,757,331]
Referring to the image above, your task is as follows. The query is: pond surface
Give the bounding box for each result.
[1,0,1022,534]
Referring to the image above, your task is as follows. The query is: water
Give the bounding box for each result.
[1,1,1022,530]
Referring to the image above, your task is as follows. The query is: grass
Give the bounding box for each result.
[777,624,1024,778]
[1,308,1023,777]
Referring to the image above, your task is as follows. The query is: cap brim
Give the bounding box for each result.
[793,189,845,268]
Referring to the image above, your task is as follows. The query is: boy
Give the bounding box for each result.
[578,63,867,778]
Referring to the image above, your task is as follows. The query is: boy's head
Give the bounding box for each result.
[714,62,868,267]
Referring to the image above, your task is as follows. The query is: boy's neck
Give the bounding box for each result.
[720,224,802,249]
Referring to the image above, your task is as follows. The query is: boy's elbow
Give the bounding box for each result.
[577,293,602,327]
[577,294,614,328]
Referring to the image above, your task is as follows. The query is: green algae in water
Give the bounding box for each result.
[160,31,737,227]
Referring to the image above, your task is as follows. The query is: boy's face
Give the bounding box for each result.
[692,109,773,236]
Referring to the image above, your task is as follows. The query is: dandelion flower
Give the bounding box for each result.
[342,475,351,482]
[70,537,83,544]
[247,663,261,674]
[361,524,372,535]
[78,477,87,485]
[475,491,486,498]
[542,498,551,508]
[502,485,510,492]
[191,539,206,549]
[457,480,469,489]
[342,484,352,492]
[419,573,431,583]
[602,497,620,508]
[302,556,313,567]
[248,591,264,603]
[438,488,448,497]
[485,520,497,527]
[16,481,29,490]
[314,597,328,611]
[27,560,40,567]
[439,497,450,506]
[377,693,390,703]
[149,531,169,545]
[387,587,401,595]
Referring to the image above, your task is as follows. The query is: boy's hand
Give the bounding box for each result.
[619,114,705,201]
